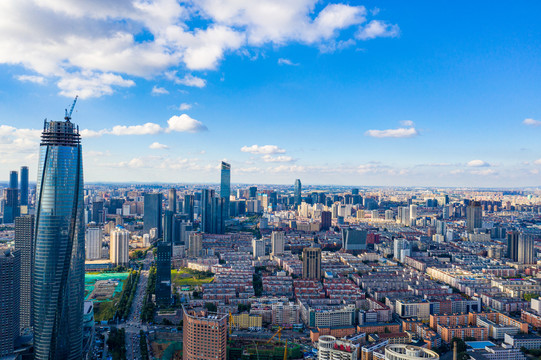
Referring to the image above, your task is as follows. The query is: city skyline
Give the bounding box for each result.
[1,1,541,186]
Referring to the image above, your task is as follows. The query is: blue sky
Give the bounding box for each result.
[1,0,541,186]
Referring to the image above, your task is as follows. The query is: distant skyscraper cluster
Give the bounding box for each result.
[2,166,29,224]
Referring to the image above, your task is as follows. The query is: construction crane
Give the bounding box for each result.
[283,340,288,360]
[64,95,78,122]
[265,327,283,344]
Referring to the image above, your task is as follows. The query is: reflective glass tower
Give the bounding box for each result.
[294,179,302,207]
[220,161,231,218]
[33,115,85,360]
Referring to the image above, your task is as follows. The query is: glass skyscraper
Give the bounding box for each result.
[294,178,302,207]
[220,161,231,217]
[33,118,85,360]
[20,166,29,206]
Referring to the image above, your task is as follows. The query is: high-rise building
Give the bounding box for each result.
[91,200,104,224]
[3,170,19,224]
[183,194,194,222]
[321,211,332,230]
[507,231,520,262]
[85,227,102,260]
[248,186,257,198]
[110,227,129,266]
[394,238,411,262]
[33,116,85,360]
[302,247,321,279]
[317,336,358,360]
[252,238,265,259]
[518,234,535,265]
[168,188,176,213]
[294,179,302,207]
[156,241,172,306]
[466,201,482,233]
[410,204,418,222]
[342,228,367,251]
[271,231,285,256]
[182,307,227,360]
[201,189,225,234]
[163,210,174,244]
[20,166,28,207]
[144,193,163,237]
[188,232,203,257]
[14,215,34,330]
[220,161,231,218]
[0,249,21,357]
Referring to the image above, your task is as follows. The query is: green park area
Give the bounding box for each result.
[85,271,140,322]
[171,268,214,288]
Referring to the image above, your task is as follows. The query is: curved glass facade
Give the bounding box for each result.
[33,120,84,360]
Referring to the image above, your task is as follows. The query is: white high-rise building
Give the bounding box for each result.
[394,238,410,262]
[110,227,130,266]
[409,204,417,222]
[271,231,285,256]
[86,227,102,260]
[385,210,394,221]
[252,238,265,259]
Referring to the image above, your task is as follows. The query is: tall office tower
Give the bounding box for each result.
[3,170,20,224]
[220,161,231,218]
[518,234,535,264]
[385,210,394,221]
[182,307,227,360]
[252,238,265,259]
[409,204,418,222]
[321,211,332,231]
[14,215,34,331]
[248,186,257,198]
[168,188,176,213]
[302,247,321,279]
[163,210,174,244]
[9,170,18,189]
[466,201,482,233]
[155,241,172,306]
[180,220,193,245]
[0,249,21,357]
[201,190,225,234]
[183,194,194,222]
[188,232,203,257]
[294,179,302,207]
[20,166,28,206]
[110,227,130,266]
[342,229,368,251]
[393,238,410,262]
[91,200,103,224]
[85,227,102,260]
[271,231,285,256]
[507,231,520,261]
[33,116,85,360]
[144,193,163,237]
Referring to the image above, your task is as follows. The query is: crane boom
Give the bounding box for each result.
[64,95,79,121]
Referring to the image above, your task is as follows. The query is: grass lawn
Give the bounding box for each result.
[171,268,213,288]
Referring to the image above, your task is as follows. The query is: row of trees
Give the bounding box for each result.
[116,269,141,320]
[141,266,157,323]
[107,328,126,360]
[139,330,149,360]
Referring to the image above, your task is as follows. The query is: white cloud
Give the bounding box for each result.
[400,120,414,127]
[0,1,397,97]
[356,20,399,40]
[365,126,418,138]
[80,129,106,138]
[149,142,169,149]
[16,74,46,84]
[467,160,490,167]
[151,85,169,95]
[262,155,294,163]
[277,58,299,66]
[167,114,208,132]
[166,72,207,88]
[534,159,541,165]
[119,158,146,168]
[470,169,496,176]
[110,122,162,136]
[523,118,541,126]
[179,103,192,110]
[241,145,286,154]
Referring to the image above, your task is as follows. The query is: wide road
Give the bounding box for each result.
[122,250,153,360]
